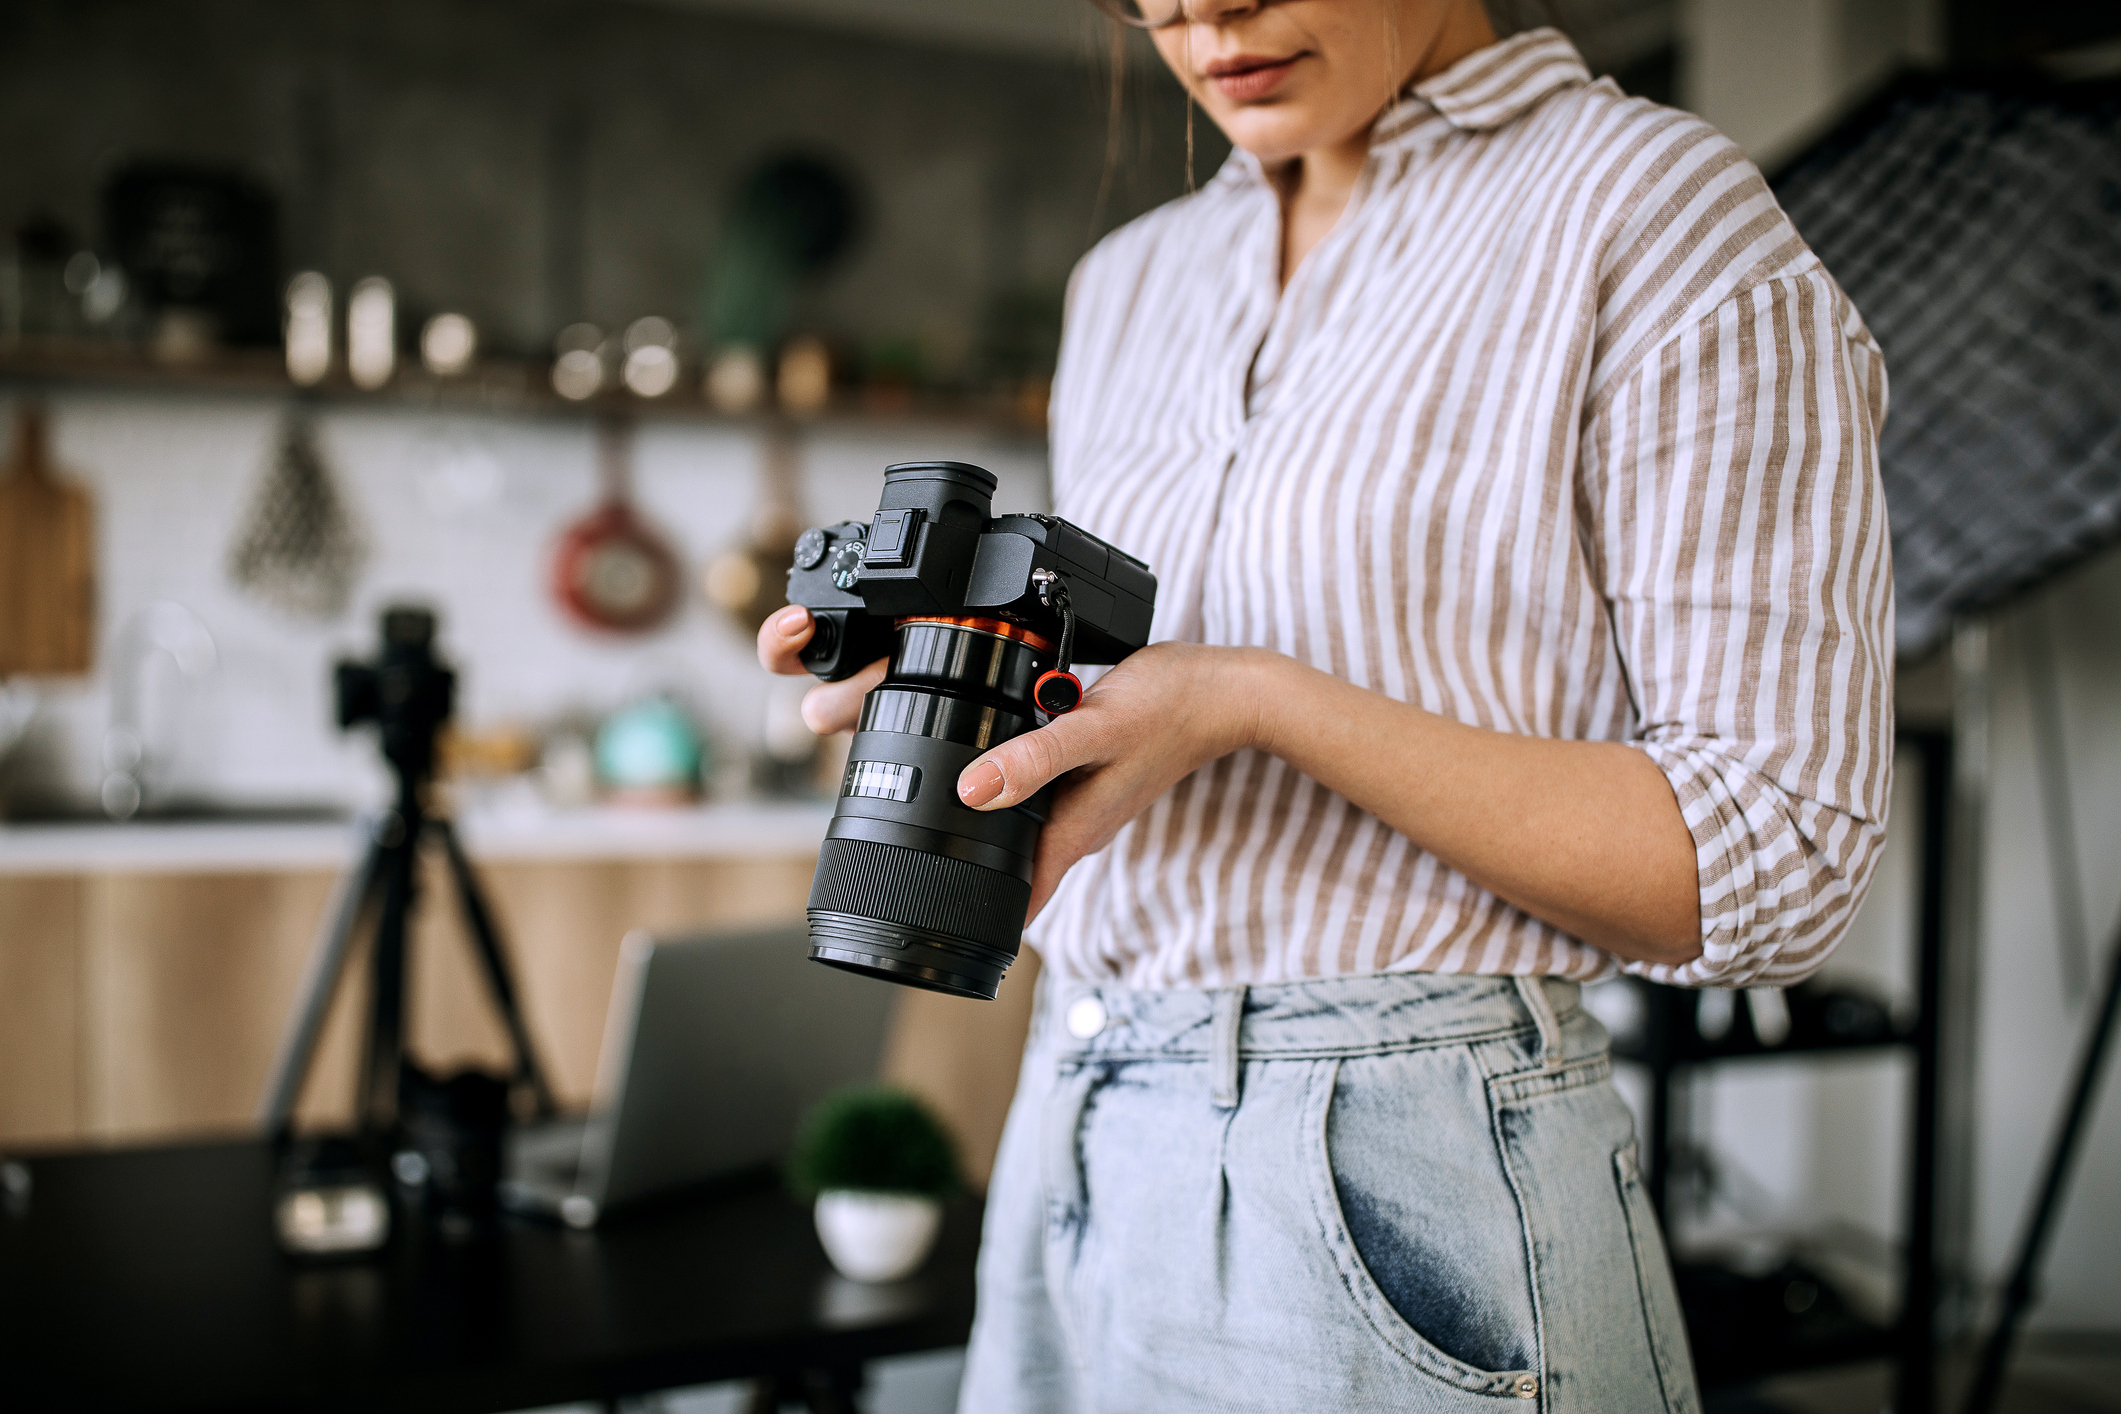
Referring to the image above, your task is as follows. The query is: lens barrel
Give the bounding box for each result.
[807,619,1051,1000]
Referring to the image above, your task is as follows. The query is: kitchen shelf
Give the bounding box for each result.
[0,341,1048,441]
[1674,1256,1899,1387]
[1612,1025,1913,1066]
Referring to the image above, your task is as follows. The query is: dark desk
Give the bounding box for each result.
[0,1140,979,1414]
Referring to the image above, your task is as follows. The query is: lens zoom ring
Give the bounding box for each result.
[808,837,1030,952]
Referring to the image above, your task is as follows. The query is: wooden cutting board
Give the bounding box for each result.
[0,403,96,676]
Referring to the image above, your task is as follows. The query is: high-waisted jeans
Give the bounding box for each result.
[957,972,1701,1413]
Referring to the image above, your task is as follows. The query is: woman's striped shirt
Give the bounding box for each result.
[1027,27,1894,990]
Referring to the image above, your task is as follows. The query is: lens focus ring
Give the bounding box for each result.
[807,836,1030,955]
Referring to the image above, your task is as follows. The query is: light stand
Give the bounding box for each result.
[1961,921,2121,1414]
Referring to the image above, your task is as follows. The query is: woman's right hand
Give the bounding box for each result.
[757,605,888,735]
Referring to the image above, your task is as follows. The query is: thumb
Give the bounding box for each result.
[957,714,1099,810]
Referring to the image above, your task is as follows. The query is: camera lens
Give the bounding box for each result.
[807,618,1053,1001]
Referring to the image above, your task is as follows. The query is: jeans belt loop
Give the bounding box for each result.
[1514,974,1566,1070]
[1210,986,1248,1109]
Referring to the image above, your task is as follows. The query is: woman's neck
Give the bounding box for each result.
[1273,140,1367,287]
[1274,3,1498,287]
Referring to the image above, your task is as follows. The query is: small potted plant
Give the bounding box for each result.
[787,1085,959,1283]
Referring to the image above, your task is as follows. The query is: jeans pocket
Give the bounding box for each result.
[1612,1144,1701,1414]
[1301,1056,1545,1402]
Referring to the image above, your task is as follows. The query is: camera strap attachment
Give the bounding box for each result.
[1030,569,1085,716]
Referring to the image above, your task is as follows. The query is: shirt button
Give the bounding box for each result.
[1513,1374,1541,1399]
[1065,996,1108,1039]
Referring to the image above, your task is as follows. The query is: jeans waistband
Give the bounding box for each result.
[1039,971,1582,1063]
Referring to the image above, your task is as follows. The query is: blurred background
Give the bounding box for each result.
[0,2,2117,1412]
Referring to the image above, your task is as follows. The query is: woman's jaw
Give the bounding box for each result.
[1152,0,1496,170]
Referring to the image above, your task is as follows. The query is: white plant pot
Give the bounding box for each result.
[814,1190,943,1283]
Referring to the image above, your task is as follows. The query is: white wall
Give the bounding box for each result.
[3,391,1047,813]
[1681,0,1942,168]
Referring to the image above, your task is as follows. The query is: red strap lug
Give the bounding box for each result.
[1033,670,1083,716]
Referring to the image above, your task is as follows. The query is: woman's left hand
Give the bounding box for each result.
[956,641,1258,921]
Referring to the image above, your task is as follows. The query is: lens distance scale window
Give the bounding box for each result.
[843,760,921,802]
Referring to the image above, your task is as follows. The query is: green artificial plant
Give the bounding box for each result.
[786,1084,960,1200]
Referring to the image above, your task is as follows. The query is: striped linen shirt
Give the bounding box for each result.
[1027,28,1894,990]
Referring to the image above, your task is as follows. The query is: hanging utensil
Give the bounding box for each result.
[703,422,805,635]
[228,408,368,620]
[0,401,96,676]
[551,416,682,633]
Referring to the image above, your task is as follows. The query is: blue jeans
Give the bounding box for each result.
[958,972,1700,1413]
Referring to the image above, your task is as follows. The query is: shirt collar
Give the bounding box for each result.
[1388,27,1590,141]
[1211,27,1590,189]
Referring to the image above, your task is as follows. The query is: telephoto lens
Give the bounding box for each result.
[807,614,1055,999]
[790,462,1155,1001]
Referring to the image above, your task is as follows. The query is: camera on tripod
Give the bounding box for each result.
[785,461,1157,1002]
[264,606,554,1251]
[334,606,454,791]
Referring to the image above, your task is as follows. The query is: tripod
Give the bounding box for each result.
[259,607,555,1143]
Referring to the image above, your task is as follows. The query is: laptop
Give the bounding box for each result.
[500,922,898,1228]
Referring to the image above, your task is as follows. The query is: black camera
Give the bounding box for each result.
[787,462,1156,1001]
[335,607,455,793]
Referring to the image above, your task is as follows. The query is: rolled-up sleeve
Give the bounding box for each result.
[1581,268,1894,987]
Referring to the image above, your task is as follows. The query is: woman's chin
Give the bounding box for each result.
[1223,115,1338,167]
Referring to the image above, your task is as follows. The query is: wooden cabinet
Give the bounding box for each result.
[0,876,80,1142]
[0,858,1035,1188]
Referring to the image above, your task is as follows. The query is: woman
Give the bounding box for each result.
[761,1,1891,1408]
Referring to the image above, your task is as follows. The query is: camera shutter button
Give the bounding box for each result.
[1065,996,1107,1039]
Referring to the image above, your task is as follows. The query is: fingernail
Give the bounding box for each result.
[771,605,809,637]
[958,761,1004,808]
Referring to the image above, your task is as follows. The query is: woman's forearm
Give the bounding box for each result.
[1230,648,1703,967]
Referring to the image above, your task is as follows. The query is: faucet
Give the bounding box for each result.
[102,601,217,820]
[0,680,33,766]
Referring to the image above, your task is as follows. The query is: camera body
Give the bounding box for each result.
[334,607,456,793]
[786,465,1154,682]
[785,462,1156,1000]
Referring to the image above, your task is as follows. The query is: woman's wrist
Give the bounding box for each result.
[1212,646,1293,759]
[1223,648,1454,813]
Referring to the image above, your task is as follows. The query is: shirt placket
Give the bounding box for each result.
[1202,155,1384,649]
[1197,183,1286,648]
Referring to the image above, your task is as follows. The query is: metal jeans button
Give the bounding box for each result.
[1513,1374,1541,1399]
[1065,995,1107,1039]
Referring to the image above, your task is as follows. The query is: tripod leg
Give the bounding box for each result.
[1961,919,2121,1414]
[359,813,420,1133]
[258,825,386,1136]
[435,819,559,1116]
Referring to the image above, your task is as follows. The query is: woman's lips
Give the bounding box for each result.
[1204,54,1300,103]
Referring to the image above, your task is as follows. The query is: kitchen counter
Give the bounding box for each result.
[0,797,834,875]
